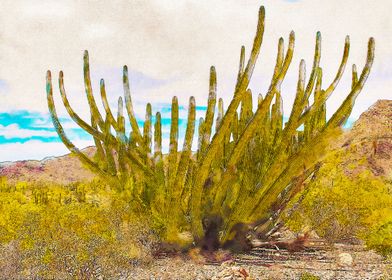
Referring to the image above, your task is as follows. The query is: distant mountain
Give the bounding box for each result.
[0,147,96,184]
[1,100,391,185]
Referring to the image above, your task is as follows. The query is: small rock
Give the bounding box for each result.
[338,252,353,266]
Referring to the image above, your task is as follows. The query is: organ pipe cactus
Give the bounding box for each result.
[46,6,375,247]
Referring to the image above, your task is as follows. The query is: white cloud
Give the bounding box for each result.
[0,124,57,139]
[0,140,93,162]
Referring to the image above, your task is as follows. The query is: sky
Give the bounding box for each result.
[0,0,391,161]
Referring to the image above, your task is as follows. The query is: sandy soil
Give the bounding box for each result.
[123,243,391,280]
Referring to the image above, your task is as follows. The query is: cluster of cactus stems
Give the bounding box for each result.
[46,6,374,246]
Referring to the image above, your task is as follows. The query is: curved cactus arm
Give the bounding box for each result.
[323,36,350,98]
[304,32,322,100]
[269,37,285,89]
[47,70,118,184]
[191,6,266,239]
[100,79,119,131]
[199,66,217,156]
[58,71,113,144]
[327,38,375,127]
[83,51,105,130]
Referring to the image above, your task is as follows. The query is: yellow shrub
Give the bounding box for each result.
[0,179,157,278]
[285,152,392,256]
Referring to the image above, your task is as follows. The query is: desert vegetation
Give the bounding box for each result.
[46,7,374,247]
[0,178,157,278]
[1,4,392,279]
[46,5,375,248]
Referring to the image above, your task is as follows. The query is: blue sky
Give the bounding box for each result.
[0,0,390,161]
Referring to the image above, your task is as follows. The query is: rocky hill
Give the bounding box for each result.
[0,147,96,185]
[340,99,392,180]
[1,100,391,185]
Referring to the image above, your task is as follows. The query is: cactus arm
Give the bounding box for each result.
[306,68,323,133]
[284,60,307,133]
[116,97,128,179]
[143,103,153,155]
[232,111,239,142]
[304,32,322,100]
[191,6,266,239]
[167,96,179,190]
[352,64,358,89]
[199,66,217,156]
[237,46,246,84]
[323,36,350,98]
[215,98,224,131]
[90,115,106,166]
[102,114,117,175]
[123,65,145,147]
[197,117,204,160]
[47,70,118,184]
[83,51,105,130]
[269,37,285,88]
[154,112,163,161]
[327,38,375,127]
[239,89,253,133]
[58,71,111,143]
[100,79,119,130]
[257,93,263,107]
[173,96,196,203]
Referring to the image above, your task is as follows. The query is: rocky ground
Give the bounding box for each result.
[123,242,390,280]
